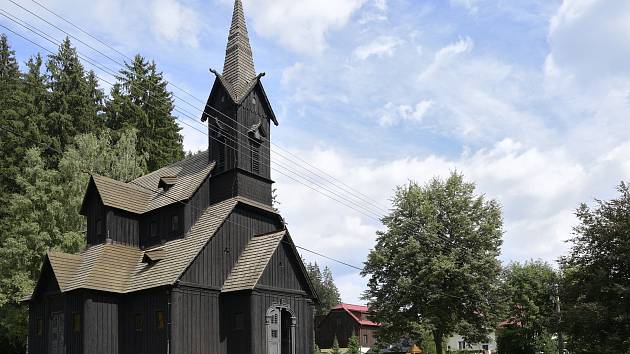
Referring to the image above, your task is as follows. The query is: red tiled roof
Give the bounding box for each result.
[333,303,380,327]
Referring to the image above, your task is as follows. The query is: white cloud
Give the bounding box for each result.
[450,0,481,14]
[272,137,618,303]
[150,0,201,47]
[378,100,433,126]
[242,0,368,55]
[353,36,403,60]
[419,37,474,81]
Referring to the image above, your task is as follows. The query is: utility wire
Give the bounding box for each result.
[0,9,386,220]
[0,8,459,251]
[5,2,389,217]
[2,124,483,305]
[0,123,366,273]
[18,0,391,215]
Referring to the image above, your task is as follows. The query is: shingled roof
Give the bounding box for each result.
[36,197,260,295]
[223,0,256,101]
[81,151,215,215]
[222,230,286,292]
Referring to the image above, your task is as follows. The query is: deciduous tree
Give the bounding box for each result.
[362,172,503,354]
[560,182,630,354]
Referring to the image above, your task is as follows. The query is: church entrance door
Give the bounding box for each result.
[266,305,296,354]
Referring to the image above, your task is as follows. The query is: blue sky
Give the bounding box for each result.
[3,0,630,304]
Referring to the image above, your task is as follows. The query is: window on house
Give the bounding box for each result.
[134,313,143,332]
[36,318,43,336]
[150,221,158,238]
[234,312,244,330]
[459,341,467,350]
[96,219,103,236]
[250,141,260,174]
[171,215,179,232]
[72,313,81,332]
[363,334,368,344]
[156,311,166,330]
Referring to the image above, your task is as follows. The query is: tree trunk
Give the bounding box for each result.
[433,330,443,354]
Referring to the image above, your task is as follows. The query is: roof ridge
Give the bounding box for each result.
[132,150,209,183]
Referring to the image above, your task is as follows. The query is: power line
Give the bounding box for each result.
[3,3,390,218]
[0,9,386,220]
[18,0,392,215]
[0,123,365,273]
[0,7,459,259]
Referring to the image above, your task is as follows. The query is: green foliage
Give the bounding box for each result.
[306,262,342,316]
[314,343,322,354]
[331,336,341,354]
[497,261,558,354]
[362,172,503,354]
[347,333,361,354]
[560,182,630,354]
[105,55,184,171]
[0,128,146,352]
[0,34,182,353]
[45,38,105,159]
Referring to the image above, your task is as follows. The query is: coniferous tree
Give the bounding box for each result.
[106,54,184,171]
[306,262,342,316]
[347,333,361,354]
[331,336,341,354]
[45,37,104,160]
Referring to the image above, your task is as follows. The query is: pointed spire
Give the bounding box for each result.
[223,0,256,100]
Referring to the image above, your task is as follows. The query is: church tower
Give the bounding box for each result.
[202,0,278,206]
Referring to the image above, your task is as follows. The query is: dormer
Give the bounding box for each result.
[158,176,178,191]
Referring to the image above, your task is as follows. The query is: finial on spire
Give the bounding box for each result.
[223,0,256,100]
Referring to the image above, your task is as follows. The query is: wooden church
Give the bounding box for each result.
[24,1,318,353]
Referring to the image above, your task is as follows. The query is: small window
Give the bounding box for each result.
[156,311,166,330]
[150,221,158,238]
[363,334,368,344]
[96,219,103,236]
[252,97,256,105]
[36,318,43,336]
[234,312,244,330]
[134,313,143,332]
[72,313,81,332]
[171,215,179,232]
[271,329,278,338]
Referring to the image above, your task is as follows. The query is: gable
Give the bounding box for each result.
[205,73,278,126]
[256,235,313,295]
[31,258,61,299]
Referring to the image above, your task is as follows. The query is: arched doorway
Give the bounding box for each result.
[266,304,296,354]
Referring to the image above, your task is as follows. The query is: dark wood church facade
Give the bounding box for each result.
[24,1,318,353]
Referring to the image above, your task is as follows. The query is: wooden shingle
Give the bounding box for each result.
[222,230,286,292]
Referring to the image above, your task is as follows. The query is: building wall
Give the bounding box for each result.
[106,208,140,246]
[169,286,222,354]
[118,288,168,354]
[315,310,359,349]
[258,238,310,292]
[85,191,107,246]
[250,291,314,354]
[83,292,119,354]
[139,204,185,249]
[180,205,282,287]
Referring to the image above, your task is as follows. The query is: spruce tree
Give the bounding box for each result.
[105,54,184,171]
[46,37,104,158]
[331,336,341,354]
[347,334,361,354]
